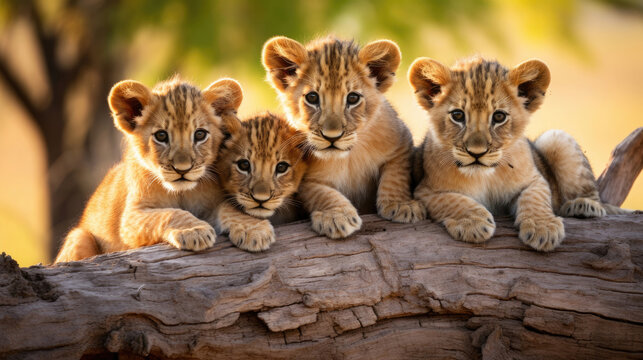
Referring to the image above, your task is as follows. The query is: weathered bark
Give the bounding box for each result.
[598,127,643,206]
[1,214,642,360]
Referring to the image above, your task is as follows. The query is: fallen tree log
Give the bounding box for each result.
[1,214,642,359]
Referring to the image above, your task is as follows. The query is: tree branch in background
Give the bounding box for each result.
[0,55,39,120]
[598,127,643,206]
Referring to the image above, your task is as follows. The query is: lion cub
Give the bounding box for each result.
[214,113,307,251]
[54,77,242,262]
[409,56,607,251]
[262,36,426,239]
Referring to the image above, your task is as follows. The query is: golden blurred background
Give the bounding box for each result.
[0,0,641,266]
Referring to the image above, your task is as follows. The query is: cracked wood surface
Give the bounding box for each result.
[1,214,642,359]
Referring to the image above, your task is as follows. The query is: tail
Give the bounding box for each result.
[54,228,100,264]
[602,203,635,215]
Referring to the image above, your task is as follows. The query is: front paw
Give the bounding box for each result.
[442,207,495,243]
[310,206,361,239]
[378,199,426,223]
[560,198,606,218]
[518,216,565,252]
[229,220,275,252]
[168,224,216,251]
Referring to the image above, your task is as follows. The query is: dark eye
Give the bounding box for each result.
[236,159,250,172]
[346,92,361,106]
[450,110,465,123]
[194,129,208,142]
[305,91,320,105]
[154,130,169,143]
[275,162,290,174]
[492,111,507,124]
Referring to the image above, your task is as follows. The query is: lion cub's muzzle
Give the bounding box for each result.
[309,127,356,155]
[453,144,503,169]
[162,152,206,190]
[241,182,279,218]
[170,156,198,181]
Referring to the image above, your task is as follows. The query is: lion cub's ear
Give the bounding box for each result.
[203,78,243,115]
[262,36,308,92]
[359,40,401,93]
[109,80,152,134]
[508,59,550,113]
[203,78,243,134]
[408,57,451,111]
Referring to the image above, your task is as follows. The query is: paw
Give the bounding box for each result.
[229,220,275,252]
[519,216,565,252]
[168,224,216,251]
[378,199,427,223]
[560,198,606,218]
[310,206,362,239]
[442,207,495,243]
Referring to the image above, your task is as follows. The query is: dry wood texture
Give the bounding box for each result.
[598,127,643,206]
[1,214,642,359]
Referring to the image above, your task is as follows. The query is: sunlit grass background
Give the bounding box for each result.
[0,0,641,266]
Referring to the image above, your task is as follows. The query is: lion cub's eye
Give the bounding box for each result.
[194,129,208,142]
[275,162,290,174]
[153,130,169,143]
[346,92,361,106]
[492,111,507,124]
[450,110,465,123]
[305,91,320,105]
[236,159,251,172]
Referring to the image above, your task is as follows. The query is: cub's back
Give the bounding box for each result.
[76,163,129,253]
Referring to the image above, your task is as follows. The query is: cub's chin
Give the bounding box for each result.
[245,207,275,219]
[457,164,496,177]
[313,147,351,160]
[162,179,198,192]
[455,159,498,176]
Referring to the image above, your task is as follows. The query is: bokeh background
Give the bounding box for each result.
[0,0,641,266]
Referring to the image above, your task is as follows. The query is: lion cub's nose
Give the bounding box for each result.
[466,148,488,159]
[251,182,272,203]
[172,164,193,175]
[465,133,489,159]
[321,130,344,143]
[172,152,193,175]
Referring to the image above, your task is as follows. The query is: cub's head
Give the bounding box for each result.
[262,36,401,158]
[218,113,308,218]
[108,77,243,191]
[408,56,550,174]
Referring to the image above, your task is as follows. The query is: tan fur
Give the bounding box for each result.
[262,36,425,239]
[214,113,308,251]
[54,77,243,263]
[409,56,608,252]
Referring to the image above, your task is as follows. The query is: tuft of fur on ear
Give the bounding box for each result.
[108,80,152,134]
[262,36,308,92]
[358,40,401,93]
[508,59,551,113]
[408,57,451,110]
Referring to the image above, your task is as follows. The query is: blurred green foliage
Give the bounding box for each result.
[3,0,640,84]
[106,0,500,81]
[113,0,641,81]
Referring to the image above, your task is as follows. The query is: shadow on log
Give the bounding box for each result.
[1,214,642,359]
